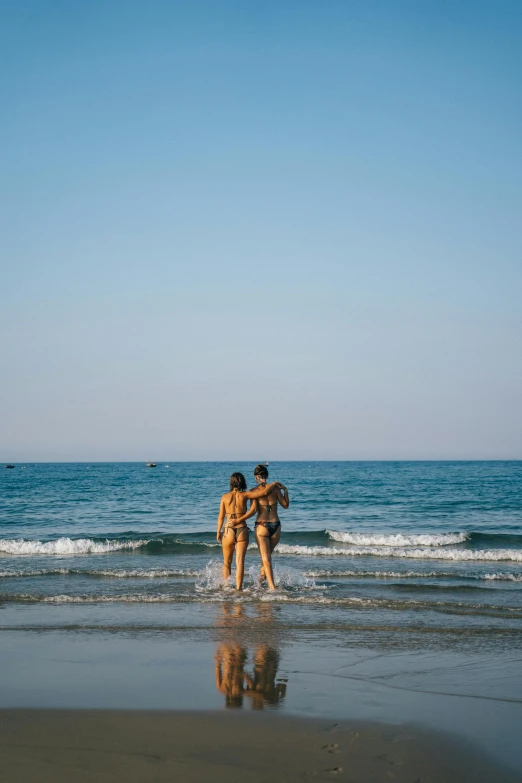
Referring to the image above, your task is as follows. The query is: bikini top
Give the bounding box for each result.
[228,490,242,520]
[258,483,276,514]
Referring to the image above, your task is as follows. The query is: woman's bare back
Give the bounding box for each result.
[222,490,250,521]
[253,486,287,522]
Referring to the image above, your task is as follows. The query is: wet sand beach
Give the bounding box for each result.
[1,709,519,783]
[1,619,522,779]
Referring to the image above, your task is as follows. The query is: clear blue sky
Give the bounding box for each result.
[1,1,521,461]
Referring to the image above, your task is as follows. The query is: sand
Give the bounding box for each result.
[0,710,518,783]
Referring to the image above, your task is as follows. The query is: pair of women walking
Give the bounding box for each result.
[216,465,290,591]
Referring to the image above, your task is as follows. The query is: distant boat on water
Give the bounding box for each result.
[146,462,157,468]
[5,464,15,469]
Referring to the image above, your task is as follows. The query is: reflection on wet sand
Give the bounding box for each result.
[214,643,249,708]
[214,603,288,710]
[245,645,287,709]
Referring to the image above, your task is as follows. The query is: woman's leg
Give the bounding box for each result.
[259,528,281,582]
[221,529,235,584]
[255,528,277,590]
[234,529,249,590]
[269,527,281,554]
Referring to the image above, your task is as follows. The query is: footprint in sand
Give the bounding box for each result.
[322,743,339,754]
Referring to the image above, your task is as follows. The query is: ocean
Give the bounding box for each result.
[1,460,521,634]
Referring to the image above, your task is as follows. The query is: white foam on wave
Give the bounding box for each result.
[304,569,443,579]
[0,592,351,605]
[0,538,149,555]
[0,568,71,578]
[93,568,200,578]
[40,594,185,603]
[276,544,522,562]
[327,531,469,547]
[0,567,200,578]
[303,569,522,582]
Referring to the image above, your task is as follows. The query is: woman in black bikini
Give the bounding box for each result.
[233,464,290,591]
[216,472,280,590]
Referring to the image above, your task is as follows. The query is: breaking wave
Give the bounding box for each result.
[1,530,521,558]
[276,544,522,562]
[0,538,150,555]
[327,531,468,546]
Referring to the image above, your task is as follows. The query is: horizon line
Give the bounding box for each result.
[2,459,521,465]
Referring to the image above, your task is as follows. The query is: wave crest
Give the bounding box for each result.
[304,569,522,581]
[276,544,522,562]
[0,538,149,555]
[0,567,200,579]
[327,531,468,547]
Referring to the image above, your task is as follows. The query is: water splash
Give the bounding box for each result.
[195,560,236,592]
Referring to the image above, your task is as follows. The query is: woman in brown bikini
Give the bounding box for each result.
[233,464,290,591]
[216,472,280,590]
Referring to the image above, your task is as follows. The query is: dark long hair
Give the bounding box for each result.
[230,472,247,491]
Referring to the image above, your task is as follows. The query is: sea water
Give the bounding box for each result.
[1,461,521,638]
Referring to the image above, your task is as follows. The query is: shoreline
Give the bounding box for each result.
[2,626,522,773]
[0,709,519,783]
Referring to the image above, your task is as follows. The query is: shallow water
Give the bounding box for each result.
[1,618,521,773]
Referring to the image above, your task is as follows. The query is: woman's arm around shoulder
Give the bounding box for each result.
[277,484,290,509]
[243,482,279,500]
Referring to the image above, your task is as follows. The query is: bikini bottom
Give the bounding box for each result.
[255,520,281,538]
[224,525,249,541]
